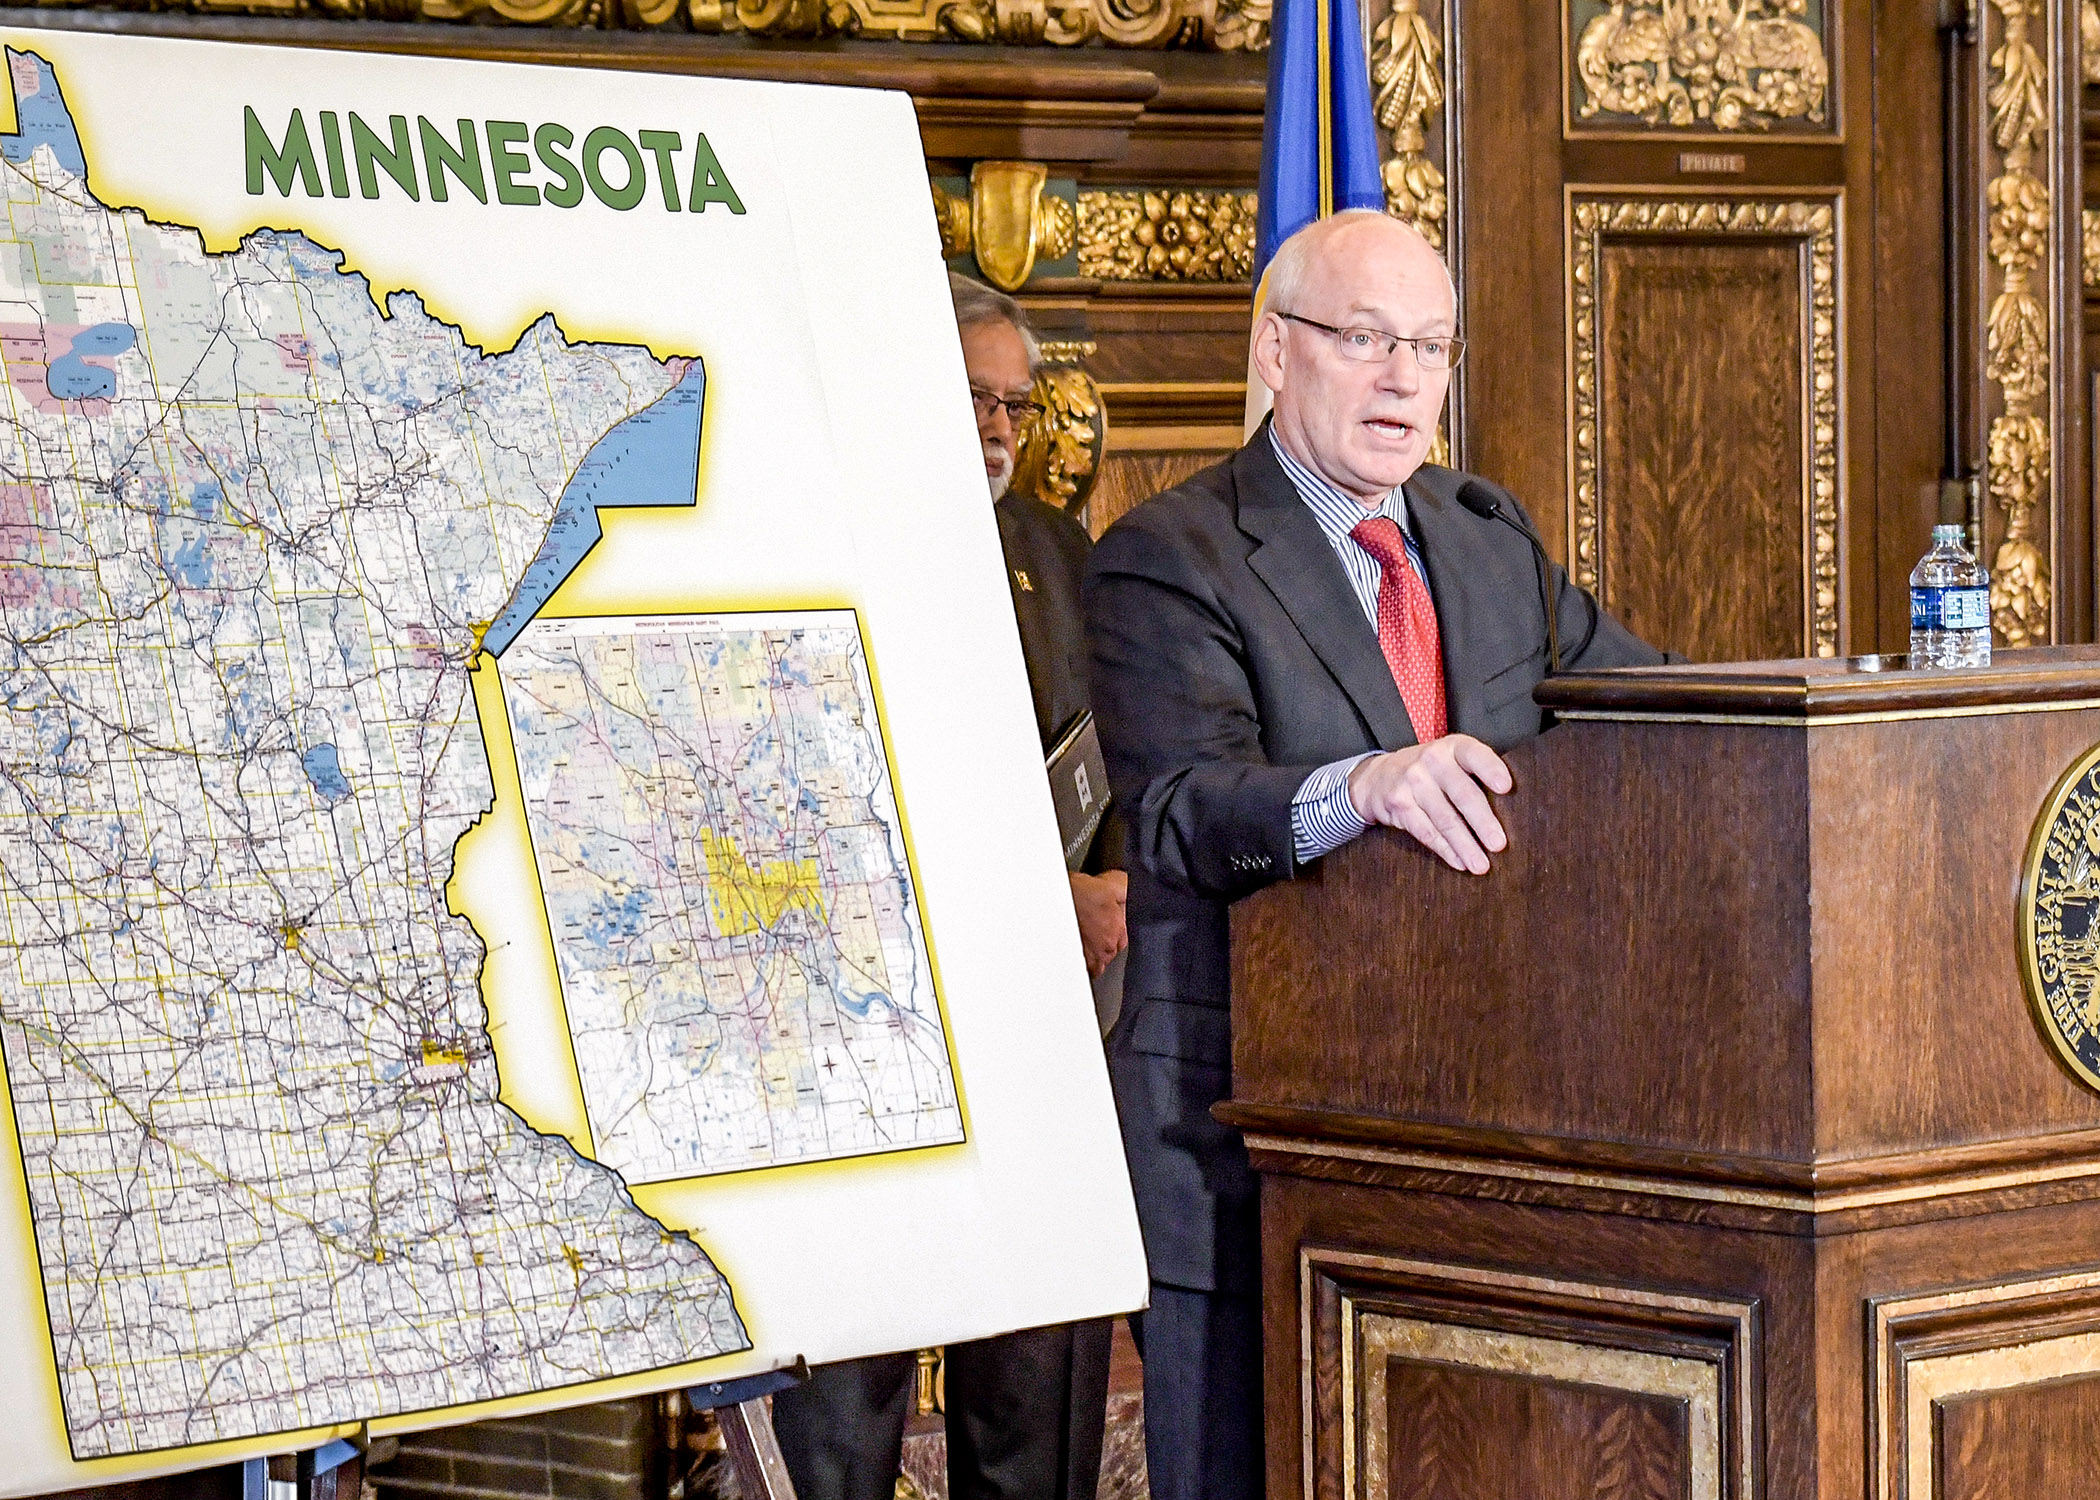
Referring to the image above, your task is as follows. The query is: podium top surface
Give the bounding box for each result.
[1535,644,2100,721]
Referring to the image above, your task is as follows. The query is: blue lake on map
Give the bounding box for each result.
[582,888,652,948]
[483,359,706,657]
[2,54,87,180]
[48,322,133,400]
[162,527,211,587]
[302,744,351,802]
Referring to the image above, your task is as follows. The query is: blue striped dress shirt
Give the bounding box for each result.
[1268,428,1430,863]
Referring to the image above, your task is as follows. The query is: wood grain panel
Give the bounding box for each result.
[1385,1363,1690,1500]
[1233,717,1819,1160]
[1936,1376,2100,1500]
[1861,10,1950,655]
[1232,683,2100,1167]
[1804,710,2100,1153]
[1086,449,1225,536]
[1079,286,1253,386]
[1449,0,1570,552]
[1597,238,1807,662]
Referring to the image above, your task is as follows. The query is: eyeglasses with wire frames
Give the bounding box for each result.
[970,385,1048,423]
[1279,313,1467,371]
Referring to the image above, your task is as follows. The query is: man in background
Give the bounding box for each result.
[1085,211,1667,1500]
[769,273,1121,1500]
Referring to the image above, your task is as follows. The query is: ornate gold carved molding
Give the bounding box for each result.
[2084,0,2100,83]
[1370,0,1447,250]
[1036,338,1099,365]
[1014,352,1105,517]
[1567,194,1842,657]
[970,162,1072,291]
[931,180,972,260]
[1076,190,1256,282]
[1982,0,2053,647]
[1569,0,1831,134]
[2085,209,2100,290]
[934,168,1074,291]
[103,0,1269,44]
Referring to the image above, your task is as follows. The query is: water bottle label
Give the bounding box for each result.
[1913,586,1990,632]
[1946,587,1989,631]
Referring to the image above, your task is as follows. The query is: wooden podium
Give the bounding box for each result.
[1221,649,2100,1500]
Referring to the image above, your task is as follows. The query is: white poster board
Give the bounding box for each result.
[0,27,1144,1493]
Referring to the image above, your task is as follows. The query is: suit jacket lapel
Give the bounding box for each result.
[1405,466,1492,737]
[1234,435,1418,751]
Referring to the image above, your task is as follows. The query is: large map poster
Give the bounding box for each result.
[0,27,1143,1494]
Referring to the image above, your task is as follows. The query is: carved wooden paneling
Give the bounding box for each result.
[1571,195,1841,662]
[1598,239,1806,660]
[1367,0,1452,255]
[1936,1375,2100,1499]
[11,0,1272,49]
[1303,1247,1757,1500]
[1871,1266,2100,1500]
[1385,1362,1688,1500]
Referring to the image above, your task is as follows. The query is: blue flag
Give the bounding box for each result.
[1253,0,1386,289]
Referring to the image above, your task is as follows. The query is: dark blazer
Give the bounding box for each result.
[997,489,1124,874]
[997,490,1094,754]
[1082,431,1664,1292]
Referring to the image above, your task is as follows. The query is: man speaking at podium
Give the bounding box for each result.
[1083,210,1666,1500]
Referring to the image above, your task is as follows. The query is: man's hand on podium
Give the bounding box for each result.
[1346,735,1513,875]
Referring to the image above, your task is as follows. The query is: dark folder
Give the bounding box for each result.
[1045,711,1110,871]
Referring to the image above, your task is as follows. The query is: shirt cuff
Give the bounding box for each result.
[1291,754,1376,864]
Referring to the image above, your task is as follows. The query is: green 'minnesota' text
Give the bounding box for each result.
[245,108,746,214]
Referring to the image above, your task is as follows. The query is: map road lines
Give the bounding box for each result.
[0,51,747,1459]
[495,610,964,1184]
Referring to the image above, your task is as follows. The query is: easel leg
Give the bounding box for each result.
[717,1396,799,1499]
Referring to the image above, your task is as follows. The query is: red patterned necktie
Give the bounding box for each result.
[1348,516,1447,743]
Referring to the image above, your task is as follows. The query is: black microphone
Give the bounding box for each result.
[1453,479,1594,676]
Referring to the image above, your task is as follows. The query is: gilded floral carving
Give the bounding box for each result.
[1572,0,1830,132]
[69,0,1269,45]
[1076,191,1256,282]
[1371,0,1448,249]
[1982,0,2053,647]
[1014,364,1104,515]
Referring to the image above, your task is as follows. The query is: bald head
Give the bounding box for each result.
[1252,212,1456,502]
[1263,210,1454,322]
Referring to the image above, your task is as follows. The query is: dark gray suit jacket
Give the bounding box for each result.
[995,488,1125,874]
[1082,431,1664,1292]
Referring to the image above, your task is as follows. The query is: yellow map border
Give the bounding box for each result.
[467,599,971,1202]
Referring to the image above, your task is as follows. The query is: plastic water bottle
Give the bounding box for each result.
[1909,524,1992,669]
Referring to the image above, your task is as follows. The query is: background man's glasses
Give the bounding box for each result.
[1280,313,1468,371]
[971,386,1048,423]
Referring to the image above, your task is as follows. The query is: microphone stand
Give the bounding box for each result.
[1453,480,1601,676]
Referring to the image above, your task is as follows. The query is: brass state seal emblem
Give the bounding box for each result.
[2019,741,2100,1092]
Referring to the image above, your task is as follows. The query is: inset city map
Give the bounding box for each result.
[495,612,964,1182]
